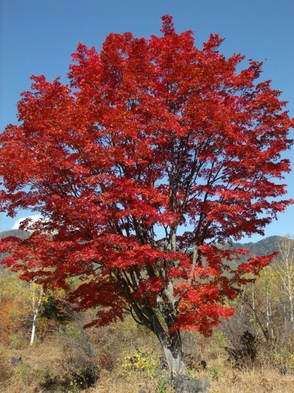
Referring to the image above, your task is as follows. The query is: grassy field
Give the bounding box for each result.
[1,319,294,393]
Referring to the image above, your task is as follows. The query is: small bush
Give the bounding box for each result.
[225,330,258,369]
[269,344,294,375]
[121,349,160,378]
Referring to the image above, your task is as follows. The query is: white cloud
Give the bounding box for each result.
[11,215,42,230]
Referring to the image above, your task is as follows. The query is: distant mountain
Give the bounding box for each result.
[0,229,30,267]
[0,229,30,241]
[232,236,282,256]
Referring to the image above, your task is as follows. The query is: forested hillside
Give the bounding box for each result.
[233,235,282,256]
[0,229,30,240]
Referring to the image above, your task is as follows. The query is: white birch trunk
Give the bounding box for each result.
[30,285,43,345]
[275,236,294,332]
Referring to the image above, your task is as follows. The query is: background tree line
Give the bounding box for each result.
[1,231,294,373]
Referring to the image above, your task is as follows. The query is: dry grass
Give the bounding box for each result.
[85,365,294,393]
[1,324,294,393]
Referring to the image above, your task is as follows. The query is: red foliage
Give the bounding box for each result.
[0,15,293,338]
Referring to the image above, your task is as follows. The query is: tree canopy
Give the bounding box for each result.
[0,15,293,376]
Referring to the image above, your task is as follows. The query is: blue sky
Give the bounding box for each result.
[0,0,293,242]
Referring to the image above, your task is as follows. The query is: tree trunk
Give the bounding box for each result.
[153,322,187,377]
[30,308,38,346]
[30,285,43,346]
[118,268,188,376]
[161,342,187,376]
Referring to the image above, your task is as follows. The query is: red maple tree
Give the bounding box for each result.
[0,15,293,376]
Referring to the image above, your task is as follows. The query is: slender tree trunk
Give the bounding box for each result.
[276,236,294,333]
[289,290,294,332]
[30,285,43,345]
